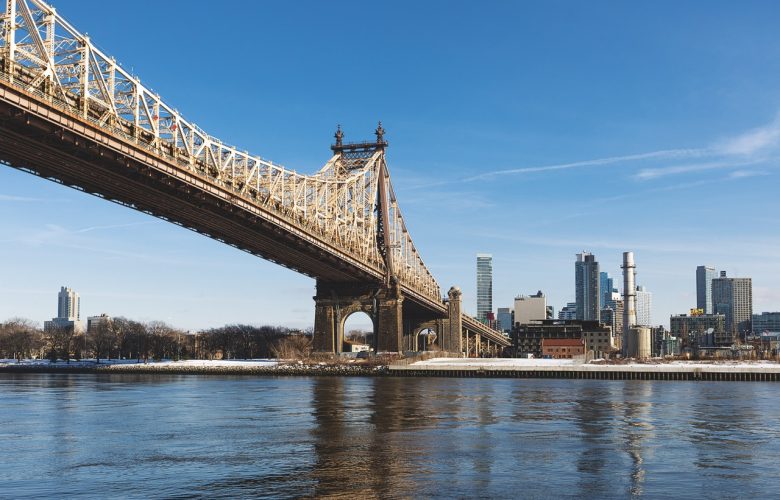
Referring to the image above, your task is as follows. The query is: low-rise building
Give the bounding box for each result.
[753,312,780,334]
[541,338,585,359]
[670,312,726,346]
[513,320,614,358]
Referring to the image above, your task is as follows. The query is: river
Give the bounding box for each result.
[1,374,778,498]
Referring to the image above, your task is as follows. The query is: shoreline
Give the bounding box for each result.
[2,358,780,381]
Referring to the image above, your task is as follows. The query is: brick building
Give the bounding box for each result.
[541,338,585,359]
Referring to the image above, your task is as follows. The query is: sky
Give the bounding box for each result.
[2,0,780,331]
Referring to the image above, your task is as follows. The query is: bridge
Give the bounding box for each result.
[0,0,509,356]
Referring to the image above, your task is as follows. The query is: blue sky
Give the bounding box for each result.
[2,0,780,331]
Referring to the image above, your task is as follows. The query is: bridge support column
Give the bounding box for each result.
[313,280,406,354]
[440,287,463,355]
[377,290,403,353]
[313,301,338,353]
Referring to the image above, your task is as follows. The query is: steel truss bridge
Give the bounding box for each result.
[0,0,508,355]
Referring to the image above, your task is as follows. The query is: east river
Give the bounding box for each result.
[1,374,779,499]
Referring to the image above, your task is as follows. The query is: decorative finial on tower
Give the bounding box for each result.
[375,121,385,145]
[334,124,343,147]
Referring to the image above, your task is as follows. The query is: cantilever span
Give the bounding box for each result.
[0,0,508,354]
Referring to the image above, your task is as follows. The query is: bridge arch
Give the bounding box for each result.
[415,327,438,352]
[341,310,375,353]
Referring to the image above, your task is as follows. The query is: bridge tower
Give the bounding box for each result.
[312,124,408,354]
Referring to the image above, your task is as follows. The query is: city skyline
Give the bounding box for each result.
[1,1,780,330]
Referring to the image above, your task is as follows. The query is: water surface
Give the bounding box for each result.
[1,374,777,498]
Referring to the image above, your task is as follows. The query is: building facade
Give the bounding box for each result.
[575,252,600,321]
[670,312,726,347]
[513,291,547,326]
[712,272,753,341]
[558,302,577,320]
[57,286,80,321]
[541,338,585,359]
[635,285,652,327]
[513,320,610,358]
[600,272,614,309]
[753,312,780,334]
[87,314,112,333]
[696,265,716,314]
[497,307,513,334]
[476,253,493,322]
[44,286,85,334]
[601,297,625,338]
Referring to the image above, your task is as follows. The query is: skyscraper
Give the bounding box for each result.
[476,253,493,322]
[44,286,85,334]
[712,271,752,342]
[57,286,80,320]
[600,272,614,310]
[635,285,652,327]
[575,252,600,321]
[696,265,716,314]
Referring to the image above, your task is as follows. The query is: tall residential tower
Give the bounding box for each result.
[476,253,493,322]
[575,252,600,321]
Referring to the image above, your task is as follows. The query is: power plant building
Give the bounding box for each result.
[621,252,637,352]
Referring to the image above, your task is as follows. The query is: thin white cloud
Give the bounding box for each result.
[717,114,780,156]
[0,194,48,202]
[634,159,764,180]
[76,221,158,233]
[728,169,770,179]
[463,148,708,182]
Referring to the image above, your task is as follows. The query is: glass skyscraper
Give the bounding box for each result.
[476,253,493,322]
[696,265,716,314]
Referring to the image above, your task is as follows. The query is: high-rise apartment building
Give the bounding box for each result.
[712,271,752,341]
[44,286,85,334]
[696,265,716,314]
[476,253,493,322]
[575,252,600,321]
[635,285,652,327]
[57,286,80,320]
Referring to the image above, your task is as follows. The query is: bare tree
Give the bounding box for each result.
[45,324,77,363]
[0,318,43,361]
[89,319,115,363]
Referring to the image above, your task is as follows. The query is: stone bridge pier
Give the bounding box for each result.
[313,282,465,355]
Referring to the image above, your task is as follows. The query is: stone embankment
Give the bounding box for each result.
[0,361,389,376]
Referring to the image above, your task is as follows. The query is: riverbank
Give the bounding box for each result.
[0,359,388,376]
[3,358,780,381]
[391,358,780,381]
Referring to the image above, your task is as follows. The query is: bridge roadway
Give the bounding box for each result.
[0,61,509,350]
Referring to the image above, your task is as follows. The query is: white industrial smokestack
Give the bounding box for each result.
[622,251,636,352]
